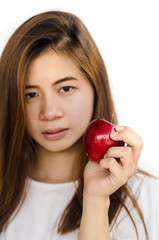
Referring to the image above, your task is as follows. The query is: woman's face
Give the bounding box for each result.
[25,50,94,154]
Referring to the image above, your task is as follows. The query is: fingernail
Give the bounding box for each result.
[114,126,124,132]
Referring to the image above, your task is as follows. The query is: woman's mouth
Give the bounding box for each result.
[42,128,69,140]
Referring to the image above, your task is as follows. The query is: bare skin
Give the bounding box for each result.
[79,126,143,239]
[25,49,143,239]
[25,50,94,183]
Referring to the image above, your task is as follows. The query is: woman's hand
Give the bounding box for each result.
[79,126,143,240]
[83,125,143,200]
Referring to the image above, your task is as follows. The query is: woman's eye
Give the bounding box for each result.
[59,86,74,93]
[25,92,39,99]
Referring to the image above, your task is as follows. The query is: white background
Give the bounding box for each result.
[0,0,159,176]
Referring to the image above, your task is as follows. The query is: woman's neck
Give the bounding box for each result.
[31,143,82,183]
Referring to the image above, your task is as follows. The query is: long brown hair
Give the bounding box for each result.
[0,11,148,238]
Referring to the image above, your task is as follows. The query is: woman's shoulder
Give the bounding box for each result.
[110,170,159,239]
[128,169,159,195]
[128,169,159,210]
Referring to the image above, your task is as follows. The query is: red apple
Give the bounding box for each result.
[83,119,124,162]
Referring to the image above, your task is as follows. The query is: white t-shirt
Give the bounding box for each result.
[110,172,159,239]
[1,172,159,240]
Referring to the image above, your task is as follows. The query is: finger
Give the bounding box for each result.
[100,157,127,186]
[105,146,137,177]
[105,146,137,170]
[110,126,143,161]
[110,126,143,148]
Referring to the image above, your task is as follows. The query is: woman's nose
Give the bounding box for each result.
[39,96,64,121]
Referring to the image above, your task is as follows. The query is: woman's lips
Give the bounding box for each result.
[42,128,69,140]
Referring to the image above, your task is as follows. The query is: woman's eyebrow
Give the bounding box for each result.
[25,76,77,89]
[53,76,77,85]
[25,85,39,89]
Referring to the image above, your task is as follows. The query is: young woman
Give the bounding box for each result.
[0,10,158,240]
